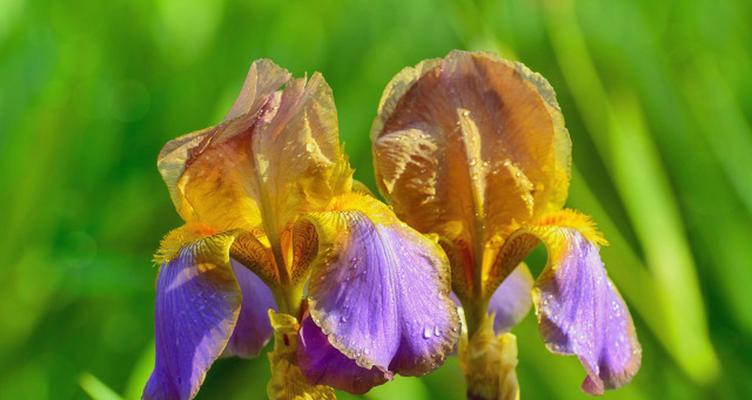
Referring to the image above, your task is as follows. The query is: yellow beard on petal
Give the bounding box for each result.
[533,209,607,246]
[324,193,396,225]
[153,222,218,265]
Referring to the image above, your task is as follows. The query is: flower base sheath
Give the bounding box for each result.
[144,59,459,400]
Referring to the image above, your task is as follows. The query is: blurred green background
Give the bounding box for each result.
[2,0,751,398]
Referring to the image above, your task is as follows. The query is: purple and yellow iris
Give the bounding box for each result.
[143,60,459,400]
[371,51,641,398]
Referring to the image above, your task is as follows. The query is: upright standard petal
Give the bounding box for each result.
[144,232,241,400]
[222,259,277,358]
[498,211,641,395]
[156,60,291,229]
[157,60,352,282]
[371,50,571,299]
[299,194,460,392]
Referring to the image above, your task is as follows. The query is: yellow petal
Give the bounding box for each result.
[372,50,571,298]
[251,74,353,236]
[351,179,375,197]
[156,60,291,227]
[157,60,353,289]
[157,60,352,235]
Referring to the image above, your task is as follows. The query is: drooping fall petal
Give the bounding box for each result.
[497,211,641,395]
[222,259,277,358]
[534,228,641,394]
[487,263,533,333]
[371,50,571,299]
[298,194,460,392]
[143,233,241,400]
[297,315,390,394]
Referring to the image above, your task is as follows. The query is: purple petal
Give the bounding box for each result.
[488,264,533,333]
[297,316,390,394]
[304,207,459,391]
[144,237,241,400]
[222,259,277,358]
[534,229,641,395]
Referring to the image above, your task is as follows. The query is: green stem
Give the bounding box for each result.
[463,296,490,340]
[272,284,304,318]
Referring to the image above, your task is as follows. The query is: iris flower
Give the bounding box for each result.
[371,51,641,398]
[143,60,459,400]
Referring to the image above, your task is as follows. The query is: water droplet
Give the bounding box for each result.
[340,315,349,323]
[433,326,441,337]
[422,326,432,339]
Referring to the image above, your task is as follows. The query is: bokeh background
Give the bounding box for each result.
[2,0,751,398]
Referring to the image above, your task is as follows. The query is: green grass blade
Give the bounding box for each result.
[79,372,123,400]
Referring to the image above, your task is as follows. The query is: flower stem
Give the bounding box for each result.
[266,311,335,400]
[460,313,520,400]
[271,284,304,319]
